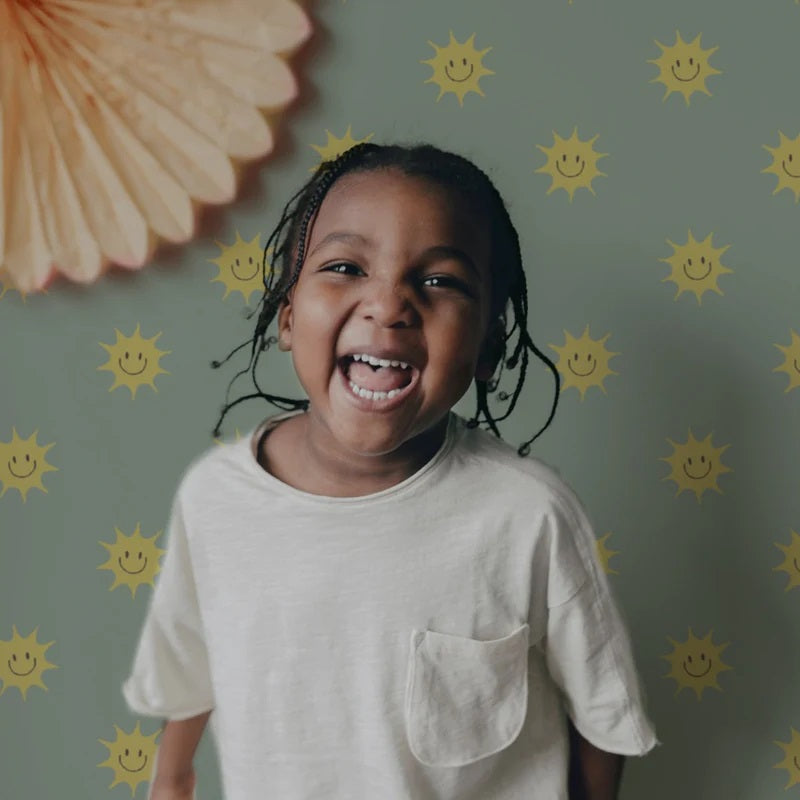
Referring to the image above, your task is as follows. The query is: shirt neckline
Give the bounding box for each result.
[241,410,461,506]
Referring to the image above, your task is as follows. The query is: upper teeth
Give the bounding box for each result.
[351,354,410,369]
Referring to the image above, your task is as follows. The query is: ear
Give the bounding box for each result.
[475,319,505,382]
[276,295,293,352]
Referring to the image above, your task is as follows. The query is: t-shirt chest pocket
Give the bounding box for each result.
[404,621,530,767]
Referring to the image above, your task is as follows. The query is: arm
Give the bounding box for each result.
[567,718,625,800]
[149,711,212,799]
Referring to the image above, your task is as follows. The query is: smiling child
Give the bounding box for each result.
[123,143,657,800]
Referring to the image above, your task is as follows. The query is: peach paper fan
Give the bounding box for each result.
[0,0,310,292]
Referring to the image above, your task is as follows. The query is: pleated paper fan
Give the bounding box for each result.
[0,0,311,293]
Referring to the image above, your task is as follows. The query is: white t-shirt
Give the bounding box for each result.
[123,411,657,800]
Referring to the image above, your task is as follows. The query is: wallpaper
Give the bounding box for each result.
[2,1,799,798]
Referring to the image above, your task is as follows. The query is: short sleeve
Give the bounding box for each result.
[122,492,215,721]
[542,488,658,756]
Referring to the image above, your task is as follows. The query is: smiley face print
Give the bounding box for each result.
[549,325,619,400]
[97,324,170,398]
[0,625,57,700]
[536,128,608,201]
[763,131,800,203]
[649,31,721,106]
[660,230,732,305]
[663,628,732,700]
[98,524,165,598]
[773,330,800,393]
[661,429,732,503]
[421,31,494,106]
[596,533,620,575]
[0,428,57,502]
[775,728,800,789]
[210,232,269,305]
[98,721,159,797]
[774,530,800,591]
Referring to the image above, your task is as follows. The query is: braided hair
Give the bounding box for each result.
[211,142,560,456]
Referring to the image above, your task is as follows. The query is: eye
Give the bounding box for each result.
[422,275,471,294]
[321,262,362,276]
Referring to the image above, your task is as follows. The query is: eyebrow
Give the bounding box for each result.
[309,233,482,279]
[308,231,372,257]
[424,245,482,280]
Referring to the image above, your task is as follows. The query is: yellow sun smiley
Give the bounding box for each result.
[98,524,165,598]
[310,126,374,170]
[763,132,800,203]
[774,530,800,591]
[210,232,270,304]
[774,329,800,393]
[98,721,159,797]
[536,128,608,201]
[649,31,721,106]
[596,533,620,575]
[663,628,732,700]
[422,31,494,106]
[214,428,243,447]
[775,728,800,789]
[0,428,57,502]
[660,230,733,304]
[549,325,619,400]
[98,324,170,398]
[0,625,57,700]
[661,429,732,503]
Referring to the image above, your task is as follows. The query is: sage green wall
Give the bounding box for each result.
[2,0,799,797]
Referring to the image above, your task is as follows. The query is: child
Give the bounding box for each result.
[123,143,657,800]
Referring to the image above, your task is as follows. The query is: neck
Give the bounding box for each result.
[265,413,450,497]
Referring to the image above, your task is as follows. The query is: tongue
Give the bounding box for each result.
[348,362,411,392]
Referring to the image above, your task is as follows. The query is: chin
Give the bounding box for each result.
[338,429,409,458]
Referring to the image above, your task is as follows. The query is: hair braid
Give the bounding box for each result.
[459,165,561,454]
[211,144,378,438]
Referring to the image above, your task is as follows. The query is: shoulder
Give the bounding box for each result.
[172,432,259,508]
[452,418,600,607]
[452,416,587,523]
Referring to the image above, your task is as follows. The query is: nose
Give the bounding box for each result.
[359,278,419,328]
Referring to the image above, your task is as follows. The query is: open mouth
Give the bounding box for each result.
[338,352,420,406]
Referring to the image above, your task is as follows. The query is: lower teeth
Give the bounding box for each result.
[348,381,401,401]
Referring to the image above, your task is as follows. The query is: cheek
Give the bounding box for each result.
[288,291,340,344]
[428,314,485,376]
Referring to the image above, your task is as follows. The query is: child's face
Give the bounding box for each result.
[278,169,494,457]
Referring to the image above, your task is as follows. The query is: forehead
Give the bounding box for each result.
[308,169,490,261]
